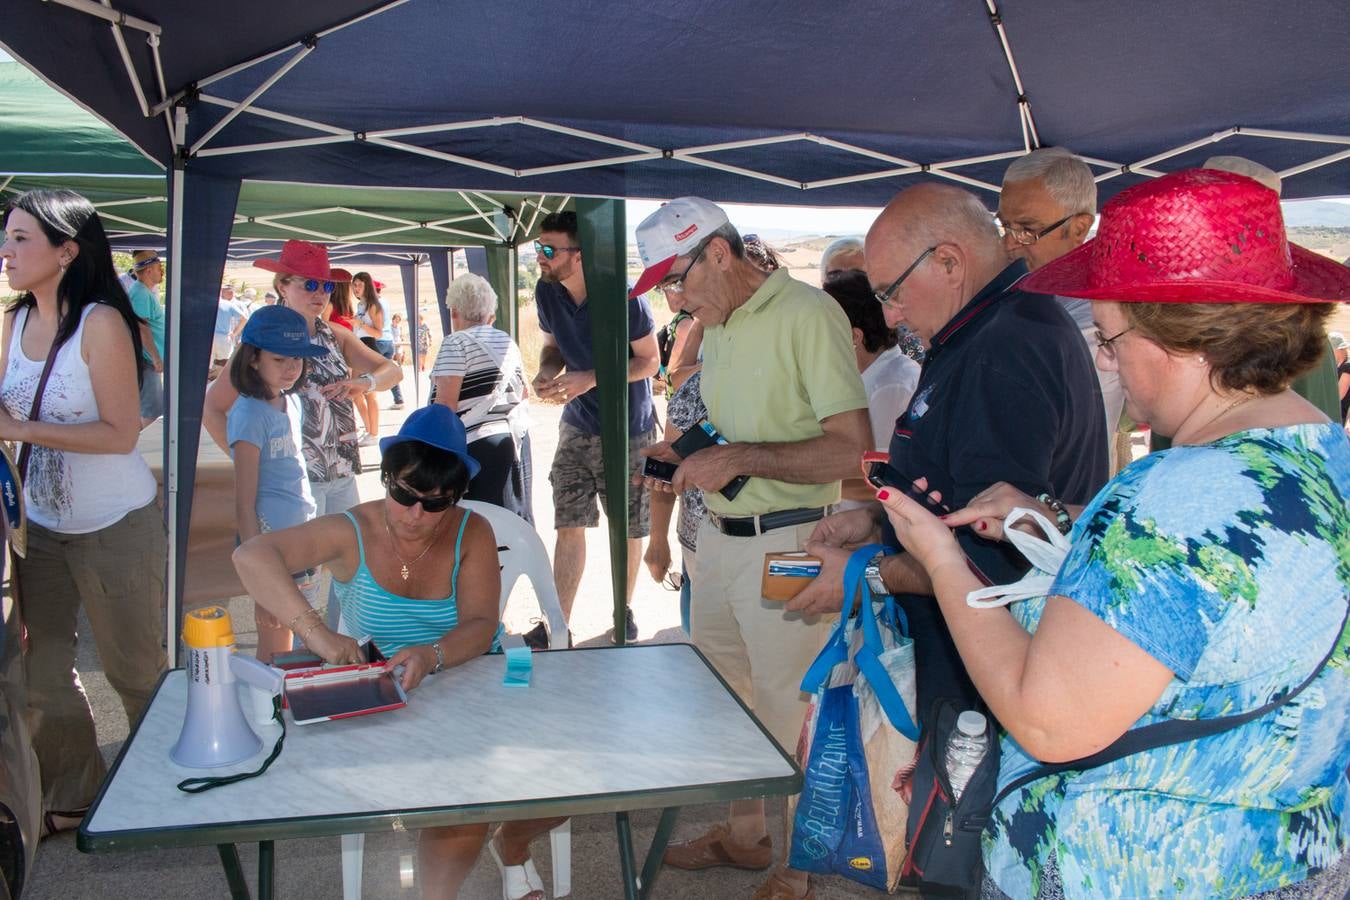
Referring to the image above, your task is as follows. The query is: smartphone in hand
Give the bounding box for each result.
[642,457,679,483]
[863,453,951,515]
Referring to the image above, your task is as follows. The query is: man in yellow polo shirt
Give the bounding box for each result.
[633,197,871,900]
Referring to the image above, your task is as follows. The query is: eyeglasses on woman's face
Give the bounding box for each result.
[1093,325,1134,360]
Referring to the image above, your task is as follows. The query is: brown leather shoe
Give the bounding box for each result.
[663,823,773,871]
[751,871,815,900]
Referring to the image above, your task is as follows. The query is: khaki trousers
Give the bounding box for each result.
[19,501,167,812]
[690,518,834,755]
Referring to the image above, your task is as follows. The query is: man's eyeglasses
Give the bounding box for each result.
[873,247,936,309]
[293,278,335,294]
[658,241,708,295]
[996,214,1077,246]
[1093,325,1134,360]
[534,241,581,261]
[383,477,455,513]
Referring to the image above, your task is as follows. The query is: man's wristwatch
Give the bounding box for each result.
[430,641,445,674]
[864,552,890,596]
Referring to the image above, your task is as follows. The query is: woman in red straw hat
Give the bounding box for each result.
[204,241,401,628]
[878,169,1350,898]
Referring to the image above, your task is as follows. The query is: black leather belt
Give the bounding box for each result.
[709,507,826,538]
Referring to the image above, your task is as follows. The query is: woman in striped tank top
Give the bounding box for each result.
[235,405,564,899]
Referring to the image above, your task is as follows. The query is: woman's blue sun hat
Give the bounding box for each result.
[239,305,330,358]
[380,404,481,479]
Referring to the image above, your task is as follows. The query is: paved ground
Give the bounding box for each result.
[23,371,881,899]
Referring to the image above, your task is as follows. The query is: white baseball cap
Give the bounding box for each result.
[629,197,730,298]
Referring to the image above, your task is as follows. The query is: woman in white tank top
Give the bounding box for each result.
[0,189,166,833]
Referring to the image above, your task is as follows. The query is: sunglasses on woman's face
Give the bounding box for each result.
[295,278,335,294]
[384,478,455,513]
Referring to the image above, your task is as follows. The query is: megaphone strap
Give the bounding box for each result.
[177,696,287,794]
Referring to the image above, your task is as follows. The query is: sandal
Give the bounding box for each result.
[487,830,546,900]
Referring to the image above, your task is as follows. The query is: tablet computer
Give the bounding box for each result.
[283,664,407,725]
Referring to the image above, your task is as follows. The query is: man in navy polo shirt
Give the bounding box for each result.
[791,182,1107,711]
[531,211,660,643]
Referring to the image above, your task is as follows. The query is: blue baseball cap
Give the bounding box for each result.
[239,306,330,359]
[379,405,481,479]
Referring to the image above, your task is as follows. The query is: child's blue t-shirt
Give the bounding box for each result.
[226,394,315,533]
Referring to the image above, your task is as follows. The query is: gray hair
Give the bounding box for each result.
[903,184,1004,268]
[1002,147,1097,216]
[444,272,498,324]
[820,236,864,272]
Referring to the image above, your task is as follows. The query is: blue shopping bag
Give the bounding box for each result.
[788,545,920,892]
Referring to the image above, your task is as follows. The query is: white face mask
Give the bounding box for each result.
[964,507,1072,610]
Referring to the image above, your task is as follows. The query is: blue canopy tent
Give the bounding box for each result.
[2,0,1348,662]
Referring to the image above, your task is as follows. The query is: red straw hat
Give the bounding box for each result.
[1022,168,1350,304]
[329,267,353,281]
[254,240,351,282]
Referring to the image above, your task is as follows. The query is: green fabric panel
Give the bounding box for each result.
[484,245,518,338]
[575,197,630,643]
[1149,343,1342,454]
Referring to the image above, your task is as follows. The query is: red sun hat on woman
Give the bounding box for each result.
[1022,167,1350,304]
[254,239,351,283]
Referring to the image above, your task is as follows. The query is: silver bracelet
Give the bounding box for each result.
[430,641,445,674]
[361,372,376,390]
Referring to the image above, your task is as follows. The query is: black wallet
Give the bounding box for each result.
[671,421,750,501]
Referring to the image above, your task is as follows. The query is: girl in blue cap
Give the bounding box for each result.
[227,304,331,659]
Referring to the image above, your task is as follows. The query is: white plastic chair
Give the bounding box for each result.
[340,500,571,899]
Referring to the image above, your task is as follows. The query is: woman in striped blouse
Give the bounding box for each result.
[234,405,563,899]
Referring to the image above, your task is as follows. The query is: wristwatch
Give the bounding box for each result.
[864,552,890,596]
[360,372,377,390]
[430,641,445,674]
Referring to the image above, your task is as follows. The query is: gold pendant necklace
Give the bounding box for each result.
[383,510,445,580]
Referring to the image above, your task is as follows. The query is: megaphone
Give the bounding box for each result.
[170,606,279,769]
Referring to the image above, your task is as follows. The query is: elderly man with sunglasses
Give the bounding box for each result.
[632,198,872,900]
[789,182,1107,735]
[530,210,661,645]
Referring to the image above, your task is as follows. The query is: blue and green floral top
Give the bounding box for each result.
[985,424,1350,899]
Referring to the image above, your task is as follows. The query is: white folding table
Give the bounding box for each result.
[79,644,801,899]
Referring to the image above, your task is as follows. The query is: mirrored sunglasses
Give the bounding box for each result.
[301,279,336,294]
[534,241,580,260]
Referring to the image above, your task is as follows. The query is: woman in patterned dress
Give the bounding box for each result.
[881,169,1350,899]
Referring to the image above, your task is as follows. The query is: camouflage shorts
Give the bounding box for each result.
[549,423,656,537]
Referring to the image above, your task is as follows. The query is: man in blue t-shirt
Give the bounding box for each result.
[530,211,660,643]
[127,250,166,427]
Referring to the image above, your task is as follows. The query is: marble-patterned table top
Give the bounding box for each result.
[81,644,799,849]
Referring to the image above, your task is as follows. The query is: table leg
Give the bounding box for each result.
[216,843,252,900]
[638,807,680,899]
[258,840,275,900]
[615,812,639,900]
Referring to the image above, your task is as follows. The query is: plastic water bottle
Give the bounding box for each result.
[944,710,989,803]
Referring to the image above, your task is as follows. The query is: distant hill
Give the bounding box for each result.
[1282,200,1350,228]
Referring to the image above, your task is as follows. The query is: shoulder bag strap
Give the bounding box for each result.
[15,311,71,480]
[986,598,1350,814]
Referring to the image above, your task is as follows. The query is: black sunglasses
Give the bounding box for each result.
[299,278,336,294]
[534,241,581,260]
[384,477,455,513]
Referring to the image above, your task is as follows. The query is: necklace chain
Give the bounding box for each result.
[1191,390,1255,441]
[383,510,446,580]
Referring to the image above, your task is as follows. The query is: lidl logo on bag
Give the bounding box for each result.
[848,856,874,871]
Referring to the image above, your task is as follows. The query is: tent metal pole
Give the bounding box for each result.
[191,44,316,154]
[806,135,918,168]
[932,149,1028,168]
[458,192,510,241]
[198,95,350,136]
[805,167,921,190]
[370,116,520,139]
[46,0,160,35]
[1280,146,1350,179]
[674,155,802,189]
[519,118,657,153]
[928,170,1001,194]
[104,5,153,118]
[1094,129,1241,183]
[365,138,518,176]
[94,211,164,233]
[984,0,1040,147]
[1238,128,1350,144]
[195,134,352,158]
[1077,155,1166,179]
[519,152,662,178]
[677,133,808,154]
[165,105,187,669]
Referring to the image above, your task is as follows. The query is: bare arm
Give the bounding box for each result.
[357,302,383,339]
[137,322,163,371]
[673,407,872,495]
[877,489,1173,762]
[433,375,464,411]
[0,307,143,454]
[203,351,241,454]
[628,329,660,381]
[232,440,262,544]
